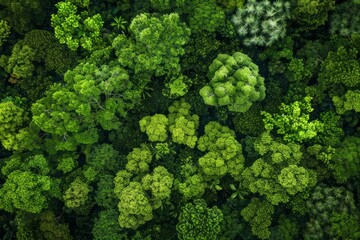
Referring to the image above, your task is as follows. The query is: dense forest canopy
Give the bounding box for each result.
[0,0,359,239]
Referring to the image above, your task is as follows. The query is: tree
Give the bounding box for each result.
[0,20,10,47]
[0,170,52,213]
[197,121,245,181]
[291,0,335,31]
[0,101,27,150]
[241,198,274,239]
[329,136,360,182]
[39,211,73,240]
[304,184,357,239]
[332,90,360,115]
[32,60,140,153]
[176,199,223,240]
[262,96,324,143]
[187,0,225,34]
[125,146,153,174]
[92,209,126,240]
[113,13,190,78]
[200,52,266,112]
[117,182,153,229]
[140,99,199,148]
[231,0,291,46]
[242,132,317,205]
[1,42,35,81]
[330,1,360,37]
[142,166,174,209]
[63,178,91,209]
[51,1,104,51]
[139,114,169,142]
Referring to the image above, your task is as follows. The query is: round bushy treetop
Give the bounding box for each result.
[51,1,103,51]
[63,178,91,209]
[0,170,52,213]
[242,132,317,205]
[262,96,324,143]
[176,199,223,240]
[332,90,360,115]
[197,121,244,180]
[241,198,274,240]
[113,13,190,77]
[125,146,153,174]
[292,0,335,32]
[0,101,26,149]
[231,0,291,47]
[139,114,168,142]
[329,136,360,182]
[318,46,360,89]
[200,52,266,113]
[142,166,174,209]
[117,182,153,229]
[188,0,225,33]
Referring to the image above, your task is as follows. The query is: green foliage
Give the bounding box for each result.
[51,1,104,51]
[142,166,174,208]
[270,215,300,240]
[278,165,315,195]
[95,174,118,209]
[39,211,73,240]
[176,199,223,240]
[330,1,360,36]
[232,103,265,136]
[200,52,266,112]
[169,116,198,148]
[0,0,47,33]
[181,32,221,74]
[0,101,27,150]
[231,0,291,46]
[332,90,360,115]
[22,29,77,75]
[163,74,191,98]
[0,20,10,47]
[219,204,244,240]
[187,0,225,33]
[113,13,190,77]
[139,114,168,142]
[262,96,324,143]
[92,209,126,240]
[291,0,335,31]
[259,36,294,76]
[117,182,153,229]
[242,132,316,205]
[150,0,185,11]
[63,178,91,209]
[1,42,35,79]
[84,144,119,181]
[176,163,207,199]
[0,170,51,213]
[304,185,357,239]
[140,99,199,148]
[329,212,360,240]
[32,61,139,152]
[197,121,244,180]
[318,46,360,89]
[126,146,153,174]
[329,136,360,182]
[114,170,133,198]
[241,198,274,239]
[311,111,343,146]
[217,0,244,9]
